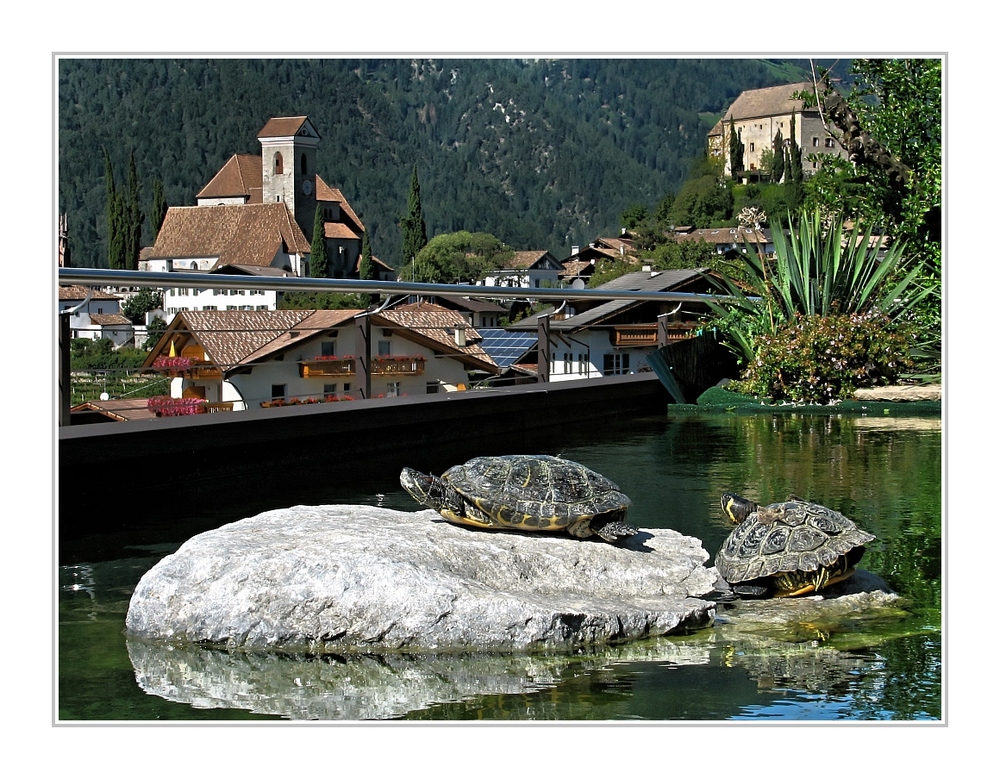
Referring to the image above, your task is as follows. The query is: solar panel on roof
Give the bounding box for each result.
[478,329,537,369]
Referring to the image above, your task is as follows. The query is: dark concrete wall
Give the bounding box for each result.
[60,374,669,513]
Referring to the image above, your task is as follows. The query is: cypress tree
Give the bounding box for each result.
[310,204,328,277]
[401,164,428,264]
[103,148,125,270]
[125,150,144,270]
[358,229,374,308]
[150,179,168,242]
[770,129,785,183]
[728,118,744,177]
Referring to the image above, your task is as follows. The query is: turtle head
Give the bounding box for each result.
[721,493,758,525]
[400,467,450,510]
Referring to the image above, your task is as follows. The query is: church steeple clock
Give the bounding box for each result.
[258,116,320,240]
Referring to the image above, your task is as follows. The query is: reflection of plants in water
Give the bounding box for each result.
[840,634,942,719]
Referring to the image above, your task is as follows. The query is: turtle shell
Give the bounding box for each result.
[442,454,631,530]
[715,499,875,592]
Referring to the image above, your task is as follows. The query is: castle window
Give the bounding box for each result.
[274,152,283,175]
[300,153,308,174]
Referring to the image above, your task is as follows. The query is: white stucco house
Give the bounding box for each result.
[506,268,719,382]
[58,285,135,347]
[480,250,565,289]
[141,305,500,411]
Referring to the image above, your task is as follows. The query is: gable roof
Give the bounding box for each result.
[257,116,317,139]
[59,285,120,302]
[373,306,499,373]
[724,81,813,121]
[196,154,263,202]
[142,307,499,375]
[89,313,132,326]
[316,177,365,233]
[503,250,558,270]
[558,259,596,280]
[142,309,361,373]
[146,203,311,268]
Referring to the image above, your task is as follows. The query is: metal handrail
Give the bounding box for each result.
[57,268,730,305]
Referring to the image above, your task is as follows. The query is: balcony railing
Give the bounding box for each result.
[371,356,426,376]
[611,325,657,347]
[610,323,700,347]
[148,357,223,379]
[300,358,356,378]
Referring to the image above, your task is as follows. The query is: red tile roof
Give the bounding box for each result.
[59,285,120,301]
[373,308,499,373]
[316,177,365,233]
[505,250,550,269]
[147,203,310,267]
[196,154,263,202]
[89,313,132,326]
[257,116,312,138]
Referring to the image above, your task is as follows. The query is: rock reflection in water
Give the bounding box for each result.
[125,638,712,720]
[125,579,915,720]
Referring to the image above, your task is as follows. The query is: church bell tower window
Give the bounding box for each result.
[274,153,283,175]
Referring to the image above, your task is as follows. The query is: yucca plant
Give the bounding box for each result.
[703,208,934,368]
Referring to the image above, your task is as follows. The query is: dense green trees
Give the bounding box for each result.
[59,58,803,269]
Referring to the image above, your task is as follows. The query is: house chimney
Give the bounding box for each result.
[572,245,579,255]
[454,325,467,347]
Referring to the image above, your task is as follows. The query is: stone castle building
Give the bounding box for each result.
[707,82,849,180]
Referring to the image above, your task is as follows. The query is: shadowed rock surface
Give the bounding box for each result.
[125,505,718,653]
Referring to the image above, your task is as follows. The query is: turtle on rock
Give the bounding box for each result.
[399,454,638,543]
[715,493,876,598]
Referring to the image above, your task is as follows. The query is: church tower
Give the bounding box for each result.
[258,116,320,240]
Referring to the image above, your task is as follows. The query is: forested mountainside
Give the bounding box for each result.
[58,57,836,269]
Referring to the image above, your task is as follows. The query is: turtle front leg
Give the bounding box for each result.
[439,499,502,530]
[587,511,639,543]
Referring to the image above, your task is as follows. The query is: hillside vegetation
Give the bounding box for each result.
[59,57,825,268]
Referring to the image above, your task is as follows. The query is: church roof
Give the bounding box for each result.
[196,154,263,202]
[316,177,365,233]
[146,203,311,268]
[257,116,315,139]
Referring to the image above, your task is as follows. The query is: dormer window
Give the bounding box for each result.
[274,153,283,175]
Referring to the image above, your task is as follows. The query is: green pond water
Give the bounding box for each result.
[58,410,942,721]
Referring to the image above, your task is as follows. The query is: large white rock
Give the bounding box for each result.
[125,505,718,653]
